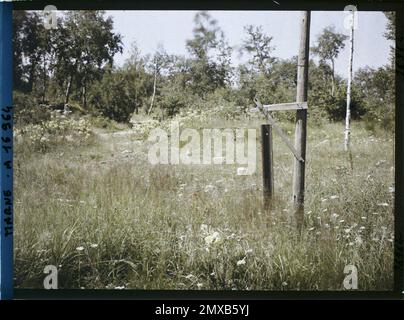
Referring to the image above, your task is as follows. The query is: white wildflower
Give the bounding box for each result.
[377,203,389,207]
[236,257,246,266]
[204,231,221,246]
[355,235,363,245]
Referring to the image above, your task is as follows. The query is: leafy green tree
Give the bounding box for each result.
[240,25,276,78]
[54,11,122,107]
[186,11,233,97]
[236,57,296,112]
[384,12,395,41]
[154,54,194,117]
[88,67,134,122]
[147,45,172,115]
[12,10,27,91]
[13,11,48,94]
[384,12,395,65]
[354,66,394,130]
[123,41,152,115]
[311,26,348,97]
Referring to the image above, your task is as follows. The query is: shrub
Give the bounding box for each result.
[88,71,136,123]
[13,91,52,126]
[14,112,93,152]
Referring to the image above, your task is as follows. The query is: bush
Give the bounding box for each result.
[88,70,136,123]
[155,82,195,118]
[354,66,395,132]
[13,91,52,126]
[14,112,93,152]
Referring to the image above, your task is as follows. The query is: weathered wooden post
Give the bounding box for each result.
[261,124,274,210]
[292,11,310,228]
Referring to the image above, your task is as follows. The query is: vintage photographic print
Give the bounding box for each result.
[12,8,395,290]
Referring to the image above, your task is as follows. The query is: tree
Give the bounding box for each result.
[155,55,194,118]
[345,11,355,151]
[89,67,133,122]
[13,11,49,94]
[123,41,151,114]
[240,25,276,78]
[384,12,395,65]
[12,10,26,91]
[384,12,395,41]
[354,66,394,130]
[236,57,297,115]
[54,11,123,107]
[186,11,232,97]
[311,26,348,97]
[147,45,171,115]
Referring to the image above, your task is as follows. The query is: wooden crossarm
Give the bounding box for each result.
[254,96,305,163]
[262,101,308,111]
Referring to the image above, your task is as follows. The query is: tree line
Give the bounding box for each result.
[13,10,395,129]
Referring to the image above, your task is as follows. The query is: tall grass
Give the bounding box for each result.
[14,119,394,290]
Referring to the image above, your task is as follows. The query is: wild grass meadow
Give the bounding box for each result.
[13,113,394,290]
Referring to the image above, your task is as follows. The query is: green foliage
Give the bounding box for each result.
[241,25,276,77]
[56,11,123,107]
[384,12,395,41]
[311,26,348,63]
[311,26,348,97]
[13,10,123,109]
[14,112,92,153]
[354,65,395,132]
[186,11,233,96]
[88,68,135,123]
[13,91,51,126]
[122,42,153,115]
[12,11,395,131]
[155,82,194,118]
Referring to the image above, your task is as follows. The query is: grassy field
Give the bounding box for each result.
[14,116,394,290]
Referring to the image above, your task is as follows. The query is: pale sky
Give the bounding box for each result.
[107,10,393,78]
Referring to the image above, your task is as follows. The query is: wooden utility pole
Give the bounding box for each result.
[292,11,310,228]
[344,10,354,151]
[261,124,274,210]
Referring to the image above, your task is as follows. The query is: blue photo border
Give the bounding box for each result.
[0,1,13,301]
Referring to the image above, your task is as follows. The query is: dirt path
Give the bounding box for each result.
[92,127,149,165]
